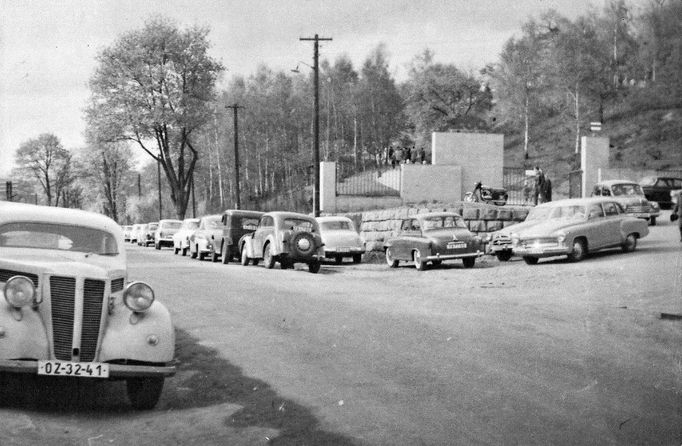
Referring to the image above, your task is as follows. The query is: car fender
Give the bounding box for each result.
[0,303,49,359]
[99,301,175,363]
[266,235,283,256]
[621,218,649,239]
[240,234,255,258]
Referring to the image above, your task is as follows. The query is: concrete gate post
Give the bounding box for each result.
[580,137,610,198]
[320,161,336,214]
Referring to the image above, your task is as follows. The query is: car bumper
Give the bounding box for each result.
[426,250,484,261]
[0,359,176,378]
[512,245,569,258]
[324,248,365,257]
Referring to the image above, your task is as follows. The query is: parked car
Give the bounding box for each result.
[316,216,365,264]
[173,218,200,256]
[592,180,660,225]
[189,215,222,260]
[383,212,484,270]
[209,210,263,264]
[122,225,133,242]
[241,211,324,273]
[640,176,682,209]
[0,201,175,409]
[154,219,182,250]
[510,197,649,265]
[142,222,158,247]
[130,223,145,244]
[488,206,555,261]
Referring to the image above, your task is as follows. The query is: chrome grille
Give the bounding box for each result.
[492,235,511,246]
[0,269,39,287]
[111,277,124,292]
[50,276,75,361]
[82,279,105,362]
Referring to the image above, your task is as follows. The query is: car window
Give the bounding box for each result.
[612,183,642,196]
[549,205,586,220]
[239,217,259,231]
[640,177,655,186]
[655,179,670,187]
[283,218,314,232]
[603,202,619,216]
[587,204,605,219]
[203,217,222,229]
[161,221,182,229]
[182,220,199,230]
[673,179,682,188]
[259,216,273,228]
[526,207,553,221]
[592,186,601,196]
[422,215,466,230]
[602,186,611,196]
[402,219,420,231]
[0,222,119,255]
[321,220,352,231]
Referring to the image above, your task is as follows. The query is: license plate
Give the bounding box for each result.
[447,241,467,249]
[38,360,109,378]
[633,213,647,217]
[337,247,350,253]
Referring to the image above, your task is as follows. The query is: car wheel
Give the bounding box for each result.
[126,377,164,410]
[462,257,476,268]
[190,245,197,259]
[221,244,231,264]
[385,247,399,268]
[649,216,656,226]
[523,256,539,265]
[280,259,291,269]
[155,242,160,250]
[241,247,251,266]
[290,232,316,258]
[352,254,362,264]
[210,248,218,263]
[622,233,637,253]
[335,255,342,265]
[309,260,321,273]
[567,238,587,262]
[182,247,188,257]
[174,247,179,255]
[263,243,276,269]
[413,250,426,271]
[495,251,512,262]
[431,259,442,267]
[198,247,206,261]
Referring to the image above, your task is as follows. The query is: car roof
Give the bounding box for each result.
[265,211,315,221]
[596,180,638,186]
[537,197,617,207]
[200,214,221,221]
[222,209,264,217]
[159,219,182,223]
[0,201,122,235]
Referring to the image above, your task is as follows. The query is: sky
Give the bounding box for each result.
[1,0,622,176]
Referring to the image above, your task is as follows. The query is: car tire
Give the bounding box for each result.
[221,244,231,264]
[263,243,276,269]
[385,247,399,268]
[210,248,218,263]
[335,255,343,265]
[154,242,160,250]
[174,247,179,255]
[649,217,656,226]
[308,260,321,273]
[190,245,197,259]
[241,248,251,266]
[431,259,442,267]
[413,250,426,271]
[290,232,316,258]
[462,257,476,268]
[622,233,637,253]
[126,377,164,410]
[198,247,206,261]
[495,251,512,262]
[280,259,291,269]
[352,254,362,264]
[182,247,188,257]
[567,238,587,262]
[523,256,539,265]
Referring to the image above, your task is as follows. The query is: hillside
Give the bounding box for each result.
[502,105,682,198]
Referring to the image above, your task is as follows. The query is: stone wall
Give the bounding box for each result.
[346,202,530,252]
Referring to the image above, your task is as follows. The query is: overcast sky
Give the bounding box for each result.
[1,0,629,176]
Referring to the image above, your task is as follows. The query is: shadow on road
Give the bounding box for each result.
[0,328,359,445]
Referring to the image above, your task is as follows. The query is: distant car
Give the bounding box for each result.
[592,180,660,225]
[142,222,158,247]
[0,201,175,409]
[154,219,182,250]
[173,218,200,256]
[511,197,649,264]
[189,215,222,260]
[241,211,324,273]
[130,224,145,244]
[122,225,133,242]
[640,176,682,209]
[209,209,263,263]
[317,216,365,264]
[488,206,554,261]
[383,212,484,270]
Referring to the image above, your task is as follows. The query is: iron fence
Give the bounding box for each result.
[336,164,401,196]
[503,167,534,205]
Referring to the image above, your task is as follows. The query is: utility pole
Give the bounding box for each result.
[226,103,244,209]
[5,181,12,202]
[157,159,162,220]
[300,34,332,217]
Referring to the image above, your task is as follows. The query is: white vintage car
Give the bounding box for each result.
[0,202,175,409]
[172,218,199,256]
[316,216,365,264]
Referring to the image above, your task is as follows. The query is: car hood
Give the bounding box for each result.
[425,228,475,242]
[321,230,362,246]
[0,248,125,280]
[511,219,586,238]
[493,219,545,237]
[611,196,650,206]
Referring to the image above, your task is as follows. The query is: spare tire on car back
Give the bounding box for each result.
[290,232,316,258]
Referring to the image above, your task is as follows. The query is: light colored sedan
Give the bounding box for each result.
[172,218,199,256]
[317,216,365,264]
[511,197,649,264]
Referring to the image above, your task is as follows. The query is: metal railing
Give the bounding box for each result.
[503,167,535,205]
[336,164,401,196]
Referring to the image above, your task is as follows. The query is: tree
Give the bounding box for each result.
[86,16,224,219]
[14,133,74,206]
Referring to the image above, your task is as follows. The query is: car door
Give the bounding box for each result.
[601,201,624,246]
[584,203,607,249]
[253,215,272,257]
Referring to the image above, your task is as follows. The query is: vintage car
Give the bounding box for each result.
[488,206,553,261]
[383,212,484,270]
[142,222,159,247]
[172,218,200,256]
[189,214,222,260]
[122,225,133,242]
[316,216,365,264]
[0,202,175,409]
[154,219,182,250]
[241,211,324,273]
[510,197,649,264]
[130,223,145,244]
[592,180,660,225]
[640,176,682,209]
[209,209,263,264]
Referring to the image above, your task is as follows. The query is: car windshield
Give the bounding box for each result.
[526,207,553,221]
[321,220,353,231]
[639,177,656,186]
[238,217,259,231]
[182,220,200,230]
[421,215,467,230]
[547,205,587,221]
[161,221,182,229]
[0,222,119,255]
[148,223,158,231]
[204,216,222,228]
[283,218,314,232]
[611,183,644,196]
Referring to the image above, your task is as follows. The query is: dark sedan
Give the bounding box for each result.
[640,176,682,209]
[383,212,484,270]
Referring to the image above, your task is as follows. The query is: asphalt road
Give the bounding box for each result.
[1,216,680,445]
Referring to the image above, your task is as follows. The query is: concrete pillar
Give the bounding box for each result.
[319,161,336,214]
[580,137,610,198]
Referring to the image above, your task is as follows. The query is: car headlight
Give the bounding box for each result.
[4,276,36,308]
[123,281,155,313]
[557,231,566,244]
[510,233,519,247]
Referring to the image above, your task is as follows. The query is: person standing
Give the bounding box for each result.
[388,147,395,169]
[672,190,682,242]
[419,147,426,164]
